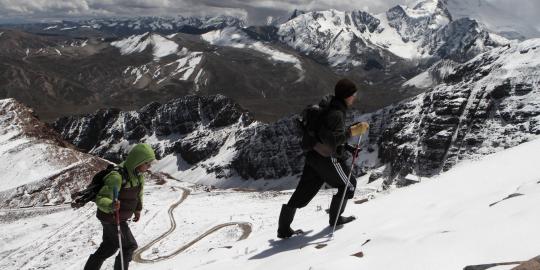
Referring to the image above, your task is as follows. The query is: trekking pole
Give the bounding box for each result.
[113,187,125,270]
[330,134,364,239]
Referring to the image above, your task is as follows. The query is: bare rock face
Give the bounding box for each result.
[231,116,304,179]
[54,95,248,160]
[52,94,307,182]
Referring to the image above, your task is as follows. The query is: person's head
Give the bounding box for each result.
[334,78,357,108]
[135,161,153,173]
[124,143,156,174]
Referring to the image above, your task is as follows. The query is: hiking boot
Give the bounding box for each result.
[329,194,353,226]
[334,215,356,226]
[277,204,297,238]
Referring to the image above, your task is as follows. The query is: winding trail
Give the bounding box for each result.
[133,187,252,263]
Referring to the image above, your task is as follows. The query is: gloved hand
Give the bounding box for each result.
[350,122,369,137]
[113,200,121,212]
[345,144,359,158]
[133,211,141,222]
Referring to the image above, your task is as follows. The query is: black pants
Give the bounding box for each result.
[84,221,138,270]
[287,151,357,210]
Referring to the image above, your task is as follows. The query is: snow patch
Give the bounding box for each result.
[202,27,304,80]
[371,13,424,59]
[124,65,150,85]
[165,49,203,80]
[43,25,58,30]
[404,70,434,88]
[111,33,179,60]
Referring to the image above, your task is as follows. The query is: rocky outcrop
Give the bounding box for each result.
[53,94,305,182]
[53,95,252,162]
[366,39,540,182]
[232,116,304,179]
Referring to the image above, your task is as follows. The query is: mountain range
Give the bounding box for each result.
[0,0,509,123]
[48,37,540,188]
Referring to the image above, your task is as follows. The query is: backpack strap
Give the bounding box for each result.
[112,166,129,188]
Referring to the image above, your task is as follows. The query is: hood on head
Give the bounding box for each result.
[124,143,156,173]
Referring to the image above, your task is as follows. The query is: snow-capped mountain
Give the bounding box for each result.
[111,32,179,59]
[0,98,108,208]
[0,0,530,126]
[9,16,245,38]
[274,0,507,70]
[201,27,304,79]
[364,38,540,183]
[0,28,341,122]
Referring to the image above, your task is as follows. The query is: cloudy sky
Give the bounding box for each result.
[0,0,398,24]
[0,0,539,34]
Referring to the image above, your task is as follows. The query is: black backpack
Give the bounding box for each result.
[70,164,128,209]
[298,97,331,152]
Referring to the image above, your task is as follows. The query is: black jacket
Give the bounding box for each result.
[314,96,351,159]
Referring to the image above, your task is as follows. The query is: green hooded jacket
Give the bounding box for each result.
[96,143,156,214]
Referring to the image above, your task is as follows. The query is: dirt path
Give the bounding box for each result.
[133,187,252,263]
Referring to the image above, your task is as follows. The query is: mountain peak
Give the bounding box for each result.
[111,32,179,59]
[289,9,308,21]
[397,0,452,21]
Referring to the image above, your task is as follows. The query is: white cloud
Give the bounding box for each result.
[0,0,90,14]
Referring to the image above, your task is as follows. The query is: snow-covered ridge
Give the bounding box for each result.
[202,27,304,78]
[120,46,204,86]
[111,33,179,59]
[403,59,459,89]
[165,48,203,80]
[277,9,387,68]
[365,38,540,182]
[0,98,106,207]
[39,15,245,34]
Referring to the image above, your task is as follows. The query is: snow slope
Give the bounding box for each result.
[3,129,540,269]
[202,27,304,79]
[111,33,179,60]
[191,133,540,270]
[0,99,106,206]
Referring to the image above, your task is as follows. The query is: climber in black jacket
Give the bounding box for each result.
[278,78,369,238]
